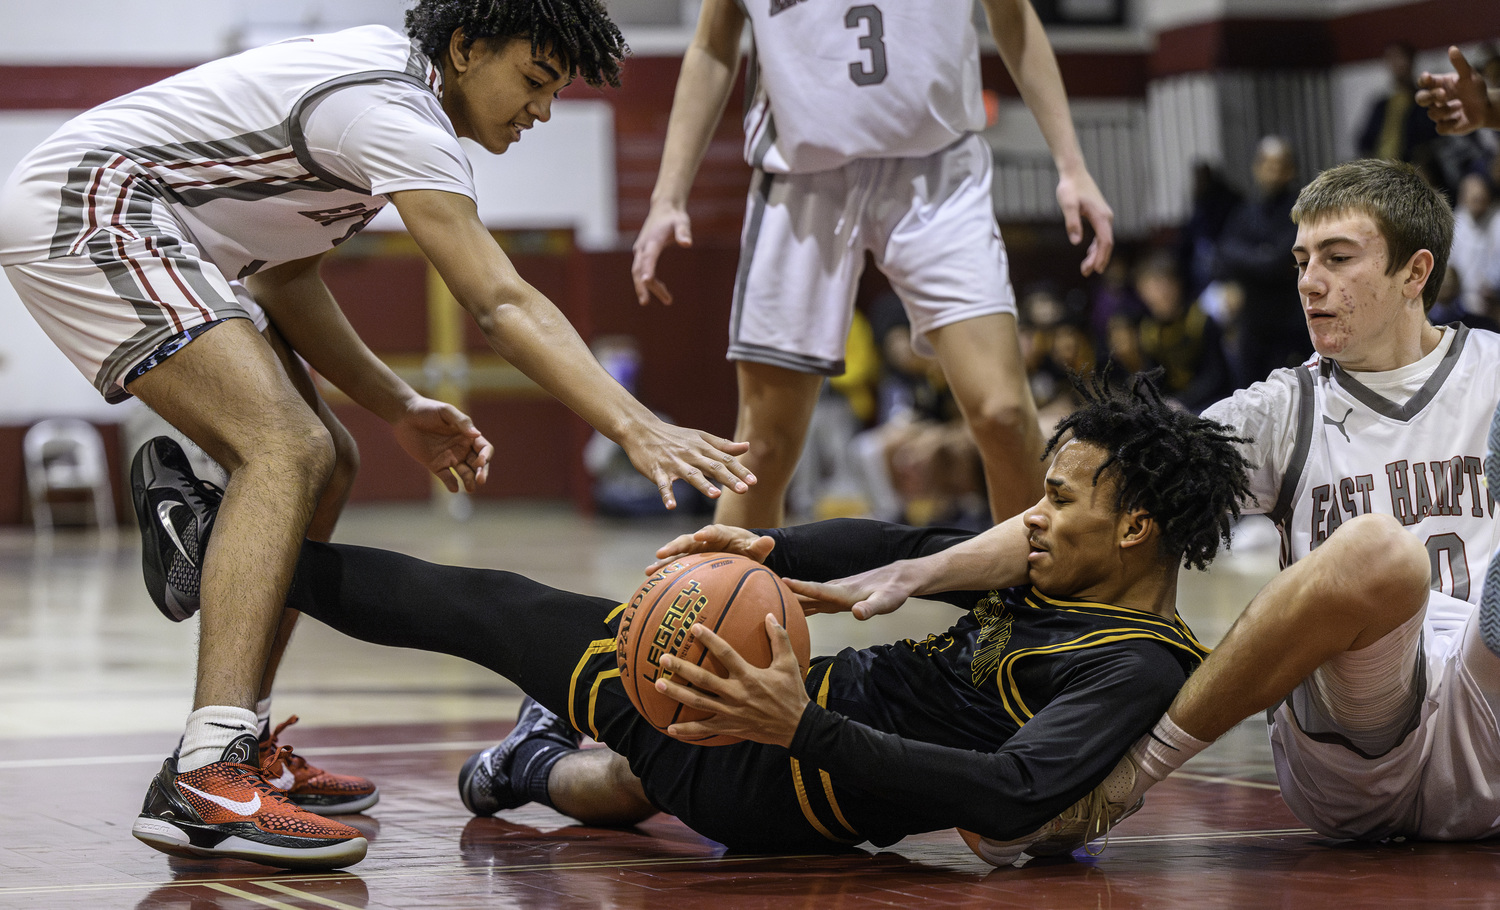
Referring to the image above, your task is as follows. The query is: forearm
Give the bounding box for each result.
[789,703,1108,838]
[472,284,659,442]
[984,0,1087,177]
[247,263,415,423]
[649,6,743,209]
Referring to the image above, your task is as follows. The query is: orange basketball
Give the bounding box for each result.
[616,552,811,746]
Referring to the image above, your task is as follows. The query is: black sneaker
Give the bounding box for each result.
[130,436,222,621]
[132,734,367,870]
[459,697,581,816]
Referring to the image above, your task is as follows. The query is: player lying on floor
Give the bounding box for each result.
[143,375,1248,860]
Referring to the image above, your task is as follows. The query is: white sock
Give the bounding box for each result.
[255,696,273,740]
[178,706,259,773]
[1124,714,1212,802]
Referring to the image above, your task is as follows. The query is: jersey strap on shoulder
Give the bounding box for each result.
[1268,363,1317,531]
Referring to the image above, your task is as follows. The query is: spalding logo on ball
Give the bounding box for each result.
[616,552,811,746]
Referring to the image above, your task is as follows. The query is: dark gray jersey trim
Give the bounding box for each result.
[1326,323,1471,422]
[728,340,844,375]
[1269,364,1316,529]
[728,169,777,354]
[288,70,438,194]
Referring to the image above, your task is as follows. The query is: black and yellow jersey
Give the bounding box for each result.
[765,519,1210,847]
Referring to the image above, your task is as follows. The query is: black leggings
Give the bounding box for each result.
[287,541,848,852]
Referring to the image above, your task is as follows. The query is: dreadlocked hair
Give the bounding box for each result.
[1044,371,1252,571]
[406,0,628,88]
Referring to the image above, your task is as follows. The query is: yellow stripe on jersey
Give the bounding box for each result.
[1021,589,1212,657]
[586,669,621,740]
[567,603,628,734]
[789,662,861,845]
[996,630,1206,724]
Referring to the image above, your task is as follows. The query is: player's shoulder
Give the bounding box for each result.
[1201,362,1306,428]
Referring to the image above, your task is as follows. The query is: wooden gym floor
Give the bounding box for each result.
[3,504,1499,909]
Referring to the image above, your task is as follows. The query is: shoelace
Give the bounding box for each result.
[1079,786,1116,857]
[263,716,311,774]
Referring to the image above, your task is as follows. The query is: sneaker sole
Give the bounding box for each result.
[288,790,380,815]
[132,816,367,870]
[130,444,194,623]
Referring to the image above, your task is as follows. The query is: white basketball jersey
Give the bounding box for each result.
[739,0,986,173]
[1207,324,1500,606]
[0,25,467,278]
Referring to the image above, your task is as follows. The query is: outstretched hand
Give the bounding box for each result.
[783,561,921,620]
[1417,46,1494,136]
[655,615,810,748]
[647,524,775,575]
[631,204,694,305]
[391,397,493,493]
[1056,169,1115,276]
[619,418,754,510]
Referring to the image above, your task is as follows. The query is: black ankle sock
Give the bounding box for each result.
[512,739,575,809]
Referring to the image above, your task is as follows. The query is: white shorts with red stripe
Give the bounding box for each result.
[3,227,255,404]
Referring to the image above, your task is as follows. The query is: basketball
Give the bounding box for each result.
[616,552,811,746]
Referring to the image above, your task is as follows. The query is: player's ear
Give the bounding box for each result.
[1402,248,1435,303]
[1118,508,1155,551]
[447,28,474,73]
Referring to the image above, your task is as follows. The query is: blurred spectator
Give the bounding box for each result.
[1216,135,1312,386]
[1087,256,1144,360]
[1429,266,1500,333]
[1359,43,1441,169]
[849,291,987,529]
[1018,282,1092,410]
[1178,161,1244,300]
[1450,172,1500,315]
[786,312,881,522]
[1132,252,1234,414]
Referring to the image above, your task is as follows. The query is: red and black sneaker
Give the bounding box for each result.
[260,716,379,815]
[132,734,367,870]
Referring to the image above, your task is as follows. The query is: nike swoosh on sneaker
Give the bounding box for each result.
[266,767,296,790]
[178,781,261,815]
[156,500,196,564]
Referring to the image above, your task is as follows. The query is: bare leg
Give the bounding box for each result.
[1168,513,1431,742]
[925,313,1045,523]
[256,324,360,702]
[129,318,335,712]
[713,362,824,529]
[546,749,656,828]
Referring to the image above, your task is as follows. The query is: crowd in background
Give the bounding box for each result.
[770,42,1500,529]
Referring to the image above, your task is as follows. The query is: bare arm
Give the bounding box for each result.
[786,514,1033,619]
[1417,46,1500,135]
[630,0,747,305]
[392,188,754,507]
[246,255,491,492]
[980,0,1113,275]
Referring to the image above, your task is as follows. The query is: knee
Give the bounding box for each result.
[250,419,338,492]
[1335,514,1431,613]
[962,393,1036,447]
[325,421,361,499]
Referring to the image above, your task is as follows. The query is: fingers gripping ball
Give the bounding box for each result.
[616,553,811,745]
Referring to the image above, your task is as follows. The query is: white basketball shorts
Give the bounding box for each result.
[4,240,254,404]
[1269,589,1500,840]
[728,132,1015,375]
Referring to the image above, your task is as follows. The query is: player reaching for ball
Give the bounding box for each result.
[135,373,1248,861]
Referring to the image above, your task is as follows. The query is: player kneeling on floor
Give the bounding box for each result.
[148,374,1248,861]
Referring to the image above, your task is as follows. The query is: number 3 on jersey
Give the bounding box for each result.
[845,5,887,85]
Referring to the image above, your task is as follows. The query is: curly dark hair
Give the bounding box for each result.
[406,0,628,88]
[1043,371,1251,571]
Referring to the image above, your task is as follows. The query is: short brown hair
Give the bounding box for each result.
[1290,159,1452,312]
